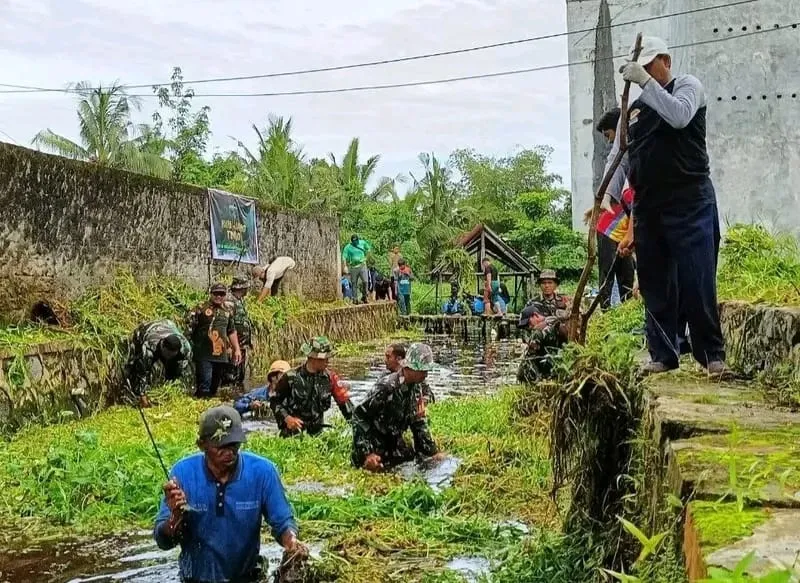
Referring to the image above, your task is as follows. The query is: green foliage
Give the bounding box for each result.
[508,190,582,266]
[32,82,171,179]
[718,224,800,306]
[699,552,796,582]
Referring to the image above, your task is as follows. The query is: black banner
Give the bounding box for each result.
[208,188,259,264]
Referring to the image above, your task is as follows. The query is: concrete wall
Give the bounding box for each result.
[0,143,340,321]
[566,0,800,233]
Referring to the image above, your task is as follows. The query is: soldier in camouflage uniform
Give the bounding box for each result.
[124,319,192,407]
[270,336,354,437]
[351,343,440,472]
[529,269,570,313]
[186,283,242,398]
[516,300,570,383]
[225,277,254,390]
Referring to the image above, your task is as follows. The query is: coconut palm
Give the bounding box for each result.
[32,82,171,179]
[237,116,315,210]
[329,137,403,203]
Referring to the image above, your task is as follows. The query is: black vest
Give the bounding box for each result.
[628,78,710,210]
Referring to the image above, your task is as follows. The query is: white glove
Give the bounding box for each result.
[600,192,614,212]
[620,62,651,87]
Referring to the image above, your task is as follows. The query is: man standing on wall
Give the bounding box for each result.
[226,277,253,390]
[252,256,296,302]
[481,258,498,316]
[186,283,242,398]
[611,36,728,376]
[586,107,636,310]
[342,234,372,304]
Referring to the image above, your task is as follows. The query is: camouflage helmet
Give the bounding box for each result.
[400,342,436,371]
[538,269,559,283]
[230,277,250,291]
[301,336,334,359]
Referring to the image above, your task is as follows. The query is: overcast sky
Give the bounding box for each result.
[0,0,571,189]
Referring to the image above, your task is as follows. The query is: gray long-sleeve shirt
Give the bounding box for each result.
[604,74,707,202]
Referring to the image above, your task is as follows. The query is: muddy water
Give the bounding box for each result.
[0,334,523,583]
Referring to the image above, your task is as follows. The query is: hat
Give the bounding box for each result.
[633,36,670,66]
[400,342,436,371]
[230,277,249,291]
[199,405,246,446]
[267,360,291,378]
[301,336,334,359]
[350,234,359,242]
[538,269,559,283]
[210,282,227,294]
[518,302,545,329]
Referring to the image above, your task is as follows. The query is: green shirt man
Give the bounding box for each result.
[342,234,372,303]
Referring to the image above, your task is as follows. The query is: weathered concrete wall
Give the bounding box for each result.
[566,0,800,234]
[719,300,800,378]
[0,143,340,321]
[0,303,398,432]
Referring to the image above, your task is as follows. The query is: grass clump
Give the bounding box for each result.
[718,224,800,306]
[690,501,770,553]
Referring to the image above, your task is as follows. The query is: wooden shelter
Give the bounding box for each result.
[430,224,538,313]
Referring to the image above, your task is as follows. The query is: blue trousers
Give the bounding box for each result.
[634,180,725,368]
[195,359,227,397]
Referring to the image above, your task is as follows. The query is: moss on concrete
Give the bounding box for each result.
[690,501,770,553]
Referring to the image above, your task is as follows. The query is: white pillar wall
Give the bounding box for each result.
[566,0,800,235]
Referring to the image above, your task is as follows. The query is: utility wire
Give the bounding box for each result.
[106,23,800,98]
[0,0,759,94]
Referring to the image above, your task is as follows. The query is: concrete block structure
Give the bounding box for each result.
[566,0,800,234]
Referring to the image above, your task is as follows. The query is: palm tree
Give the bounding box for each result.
[237,116,314,210]
[409,153,469,271]
[329,137,402,202]
[32,82,171,179]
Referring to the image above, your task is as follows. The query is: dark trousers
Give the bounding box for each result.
[195,360,227,397]
[597,233,635,311]
[634,182,725,368]
[398,294,411,315]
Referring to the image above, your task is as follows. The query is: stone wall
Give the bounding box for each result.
[0,303,398,433]
[719,300,800,379]
[566,0,800,235]
[0,143,340,322]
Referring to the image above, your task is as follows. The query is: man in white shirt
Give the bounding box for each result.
[252,256,296,302]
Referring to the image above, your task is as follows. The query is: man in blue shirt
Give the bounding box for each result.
[153,405,305,582]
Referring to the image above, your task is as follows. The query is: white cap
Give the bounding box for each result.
[632,36,670,65]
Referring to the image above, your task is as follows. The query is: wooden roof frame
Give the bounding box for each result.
[430,223,538,276]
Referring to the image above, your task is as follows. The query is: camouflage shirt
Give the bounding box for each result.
[531,293,570,317]
[125,319,192,394]
[225,297,253,348]
[270,365,353,435]
[186,302,235,363]
[350,371,438,468]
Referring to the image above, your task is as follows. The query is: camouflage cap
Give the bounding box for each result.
[400,342,436,371]
[210,282,227,294]
[538,269,559,283]
[301,336,334,359]
[199,405,246,446]
[230,277,250,291]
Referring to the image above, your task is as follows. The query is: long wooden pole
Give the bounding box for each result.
[568,32,643,343]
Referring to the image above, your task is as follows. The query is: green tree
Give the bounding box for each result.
[451,146,562,235]
[149,67,212,183]
[237,116,316,210]
[507,189,582,266]
[408,153,469,272]
[32,81,171,179]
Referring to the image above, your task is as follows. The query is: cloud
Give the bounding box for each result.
[0,0,571,184]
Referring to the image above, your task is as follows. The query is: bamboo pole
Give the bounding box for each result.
[568,32,643,343]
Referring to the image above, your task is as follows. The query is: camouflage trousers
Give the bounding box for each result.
[351,424,415,468]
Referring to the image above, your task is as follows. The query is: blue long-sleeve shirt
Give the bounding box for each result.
[233,386,270,416]
[153,452,297,583]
